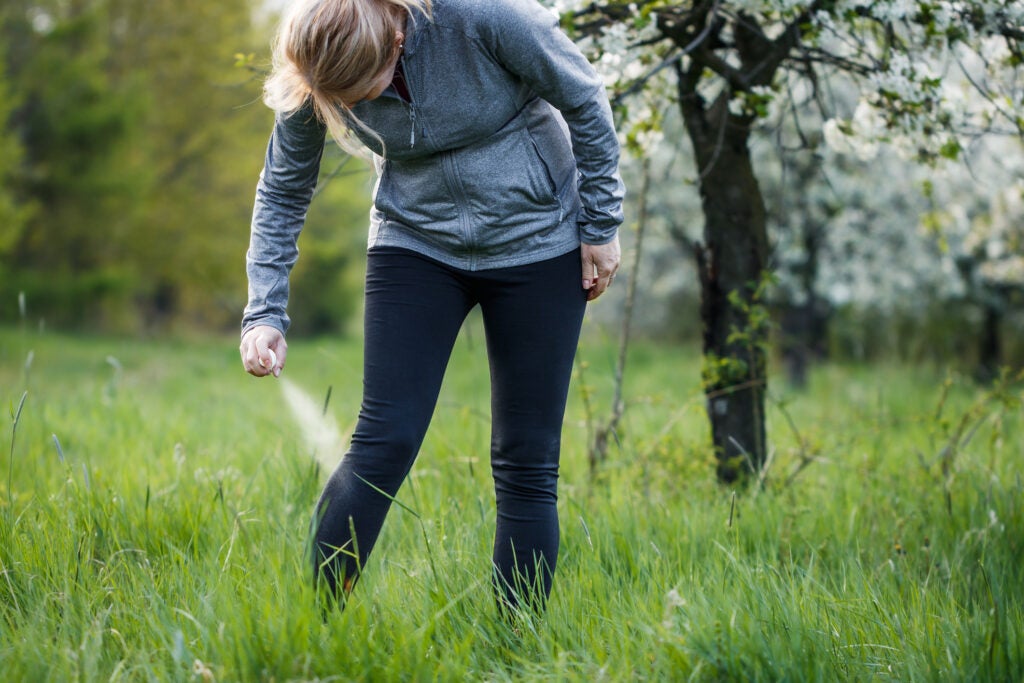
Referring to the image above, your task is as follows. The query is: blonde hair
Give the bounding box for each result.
[264,0,431,153]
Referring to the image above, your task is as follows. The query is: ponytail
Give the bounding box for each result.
[264,0,432,155]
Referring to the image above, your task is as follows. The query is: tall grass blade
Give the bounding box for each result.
[322,385,332,417]
[52,434,65,464]
[8,391,28,513]
[353,473,439,584]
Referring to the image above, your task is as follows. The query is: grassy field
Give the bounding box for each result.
[1,322,1021,682]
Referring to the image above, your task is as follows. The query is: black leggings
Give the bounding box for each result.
[310,246,587,610]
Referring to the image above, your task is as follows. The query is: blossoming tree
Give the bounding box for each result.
[922,144,1024,380]
[549,0,1024,481]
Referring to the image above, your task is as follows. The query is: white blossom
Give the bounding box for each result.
[822,100,881,160]
[549,0,1024,328]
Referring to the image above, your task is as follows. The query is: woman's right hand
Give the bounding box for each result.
[240,325,287,377]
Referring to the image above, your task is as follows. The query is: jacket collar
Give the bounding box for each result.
[402,6,426,57]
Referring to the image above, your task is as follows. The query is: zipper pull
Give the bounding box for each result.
[408,106,417,148]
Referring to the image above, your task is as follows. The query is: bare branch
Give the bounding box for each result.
[611,0,726,105]
[953,50,1024,137]
[798,48,877,78]
[590,157,653,469]
[612,50,682,107]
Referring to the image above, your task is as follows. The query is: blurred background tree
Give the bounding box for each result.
[0,0,370,334]
[922,150,1024,382]
[2,1,141,329]
[557,0,1023,480]
[0,51,32,278]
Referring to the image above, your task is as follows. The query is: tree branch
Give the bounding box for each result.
[611,0,724,106]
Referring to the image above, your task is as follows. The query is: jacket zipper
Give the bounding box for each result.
[400,54,416,148]
[397,49,472,262]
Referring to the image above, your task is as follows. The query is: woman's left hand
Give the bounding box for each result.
[581,235,620,301]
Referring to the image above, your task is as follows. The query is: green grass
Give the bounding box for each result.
[1,322,1022,682]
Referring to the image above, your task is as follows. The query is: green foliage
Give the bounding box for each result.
[725,277,774,351]
[0,51,31,262]
[700,351,749,392]
[3,2,142,267]
[1,327,1021,680]
[0,1,370,335]
[287,149,374,336]
[0,267,137,330]
[938,137,962,161]
[702,275,774,392]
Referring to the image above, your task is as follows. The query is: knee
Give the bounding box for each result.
[343,419,424,489]
[491,428,560,465]
[491,430,560,500]
[351,408,425,457]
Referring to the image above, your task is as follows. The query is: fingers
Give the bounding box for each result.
[581,249,596,292]
[581,236,621,301]
[586,271,615,300]
[240,325,287,378]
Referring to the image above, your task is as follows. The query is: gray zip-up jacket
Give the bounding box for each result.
[243,0,625,336]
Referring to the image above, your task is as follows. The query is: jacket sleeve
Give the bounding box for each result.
[481,0,625,245]
[241,105,327,337]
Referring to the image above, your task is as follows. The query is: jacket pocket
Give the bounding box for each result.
[523,99,579,210]
[373,156,460,228]
[456,105,570,229]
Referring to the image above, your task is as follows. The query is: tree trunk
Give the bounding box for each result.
[780,303,811,389]
[977,302,1002,382]
[779,296,830,389]
[778,155,833,388]
[678,78,769,483]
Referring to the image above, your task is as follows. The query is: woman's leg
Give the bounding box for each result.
[477,249,587,611]
[310,248,474,599]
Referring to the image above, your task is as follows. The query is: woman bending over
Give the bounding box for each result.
[239,0,624,613]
